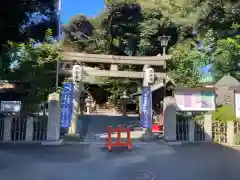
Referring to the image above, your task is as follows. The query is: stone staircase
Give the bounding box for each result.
[94,103,121,115]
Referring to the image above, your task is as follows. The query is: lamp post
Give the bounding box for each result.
[158,35,171,56]
[55,0,62,91]
[121,91,129,116]
[158,35,171,131]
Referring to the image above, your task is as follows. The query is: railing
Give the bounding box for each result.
[11,116,27,141]
[33,115,48,141]
[0,115,48,141]
[212,122,227,143]
[194,119,205,141]
[176,119,189,141]
[234,121,240,134]
[0,116,4,140]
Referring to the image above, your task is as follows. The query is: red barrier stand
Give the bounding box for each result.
[152,124,163,133]
[106,126,132,152]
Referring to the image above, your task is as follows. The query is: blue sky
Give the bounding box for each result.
[61,0,104,24]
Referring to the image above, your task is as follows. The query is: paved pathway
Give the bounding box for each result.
[78,115,141,141]
[1,143,240,180]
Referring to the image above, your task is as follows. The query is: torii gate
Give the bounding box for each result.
[46,52,172,141]
[58,52,171,78]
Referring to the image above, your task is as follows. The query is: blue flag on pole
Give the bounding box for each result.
[60,82,74,128]
[140,87,152,128]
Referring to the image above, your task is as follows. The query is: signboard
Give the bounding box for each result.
[0,101,21,112]
[174,89,215,111]
[60,82,74,128]
[235,92,240,118]
[140,87,152,128]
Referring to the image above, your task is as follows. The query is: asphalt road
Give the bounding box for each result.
[1,142,240,180]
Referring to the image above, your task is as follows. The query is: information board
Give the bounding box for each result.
[0,101,21,112]
[235,92,240,118]
[174,89,215,111]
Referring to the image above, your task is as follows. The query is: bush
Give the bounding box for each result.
[212,105,236,123]
[234,132,240,145]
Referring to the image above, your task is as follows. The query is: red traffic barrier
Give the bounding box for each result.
[106,126,132,152]
[152,124,163,133]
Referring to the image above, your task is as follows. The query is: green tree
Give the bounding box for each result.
[7,29,61,113]
[63,14,94,51]
[212,105,236,123]
[0,0,58,81]
[168,40,202,88]
[212,35,240,81]
[168,29,218,87]
[62,0,240,101]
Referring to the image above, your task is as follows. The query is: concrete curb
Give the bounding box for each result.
[166,141,182,145]
[41,139,64,146]
[63,141,149,145]
[0,141,42,144]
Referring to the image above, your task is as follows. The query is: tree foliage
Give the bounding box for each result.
[60,0,240,101]
[6,29,61,112]
[0,0,58,84]
[212,35,240,81]
[212,105,237,123]
[0,0,231,105]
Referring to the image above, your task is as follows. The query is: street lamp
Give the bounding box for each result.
[237,62,240,68]
[55,0,62,91]
[121,91,129,116]
[158,35,171,118]
[158,35,171,56]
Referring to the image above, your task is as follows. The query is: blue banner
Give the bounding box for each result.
[140,87,152,128]
[60,82,74,128]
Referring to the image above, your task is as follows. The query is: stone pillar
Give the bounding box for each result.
[163,97,176,141]
[137,86,142,114]
[25,116,33,141]
[3,116,12,141]
[141,65,154,139]
[227,121,235,145]
[204,114,212,141]
[47,93,61,141]
[68,83,81,135]
[188,119,195,142]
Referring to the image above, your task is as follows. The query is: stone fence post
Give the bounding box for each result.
[204,114,212,141]
[188,119,195,142]
[163,97,176,141]
[25,116,33,141]
[3,116,12,141]
[227,121,235,145]
[46,93,61,141]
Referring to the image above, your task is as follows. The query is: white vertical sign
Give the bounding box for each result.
[235,92,240,118]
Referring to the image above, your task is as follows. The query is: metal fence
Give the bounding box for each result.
[32,116,48,141]
[176,112,189,141]
[212,122,227,143]
[0,116,4,140]
[234,121,240,134]
[11,116,27,141]
[194,119,205,141]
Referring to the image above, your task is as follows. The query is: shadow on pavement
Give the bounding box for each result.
[75,114,142,141]
[113,142,240,180]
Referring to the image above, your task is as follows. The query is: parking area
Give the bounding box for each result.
[0,143,240,180]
